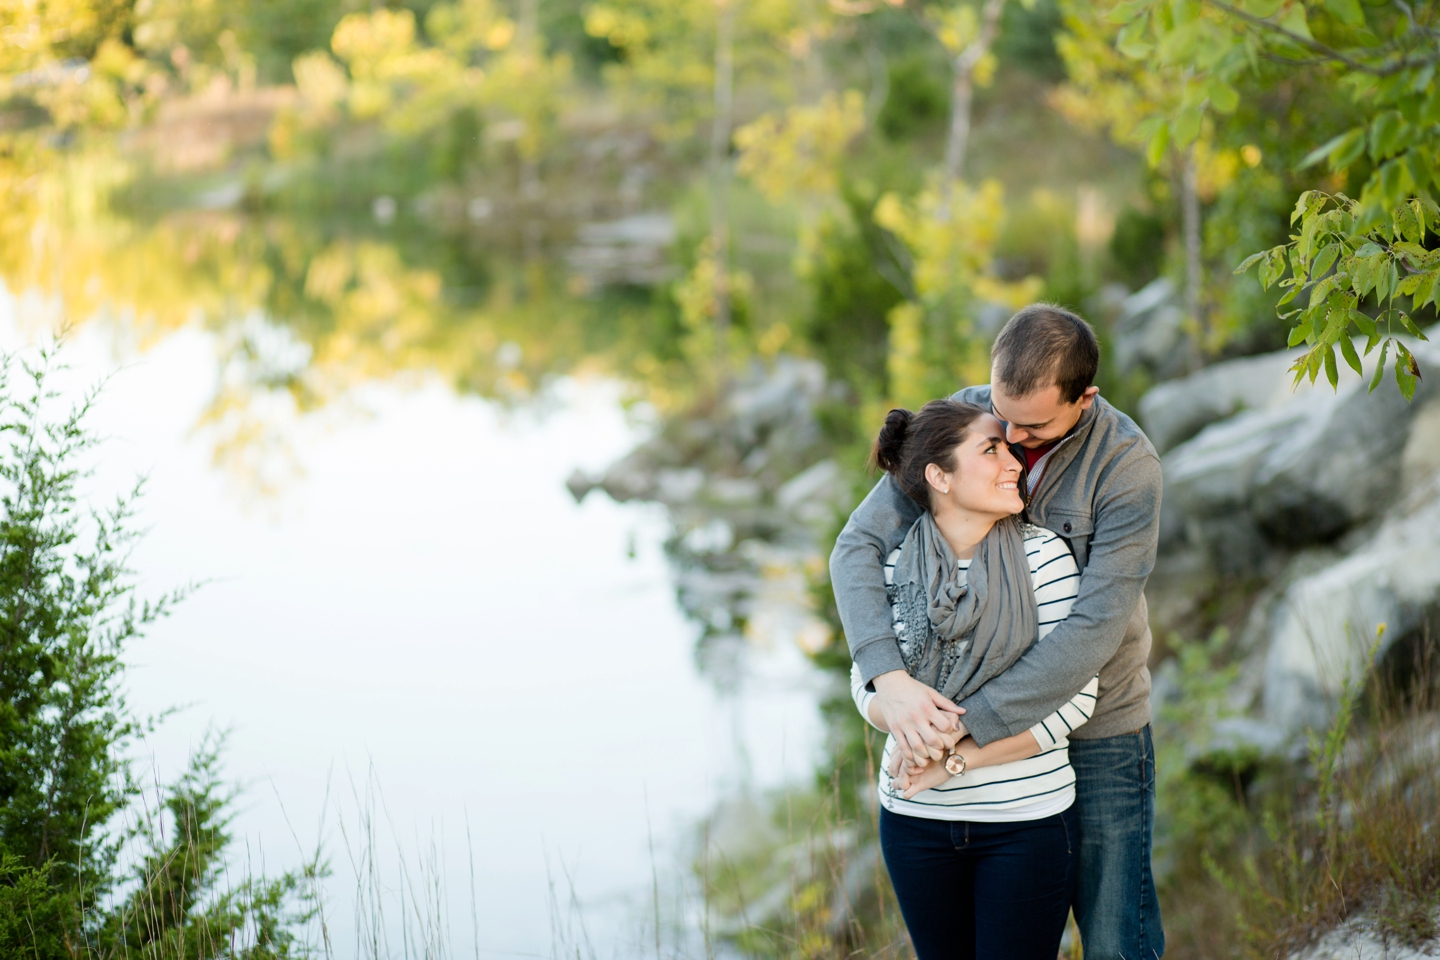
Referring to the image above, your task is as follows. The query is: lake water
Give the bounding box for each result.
[0,291,828,957]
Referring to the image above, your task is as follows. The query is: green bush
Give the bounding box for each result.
[0,346,318,957]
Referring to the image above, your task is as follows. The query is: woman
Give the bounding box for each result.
[848,398,1096,960]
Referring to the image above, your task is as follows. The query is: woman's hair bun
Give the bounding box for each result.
[871,408,913,474]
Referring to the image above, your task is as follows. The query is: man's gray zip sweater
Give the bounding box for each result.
[829,386,1162,745]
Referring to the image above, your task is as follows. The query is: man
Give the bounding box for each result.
[830,304,1164,959]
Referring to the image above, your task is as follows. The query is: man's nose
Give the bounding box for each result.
[1005,423,1027,444]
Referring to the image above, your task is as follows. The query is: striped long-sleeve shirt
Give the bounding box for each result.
[850,525,1096,823]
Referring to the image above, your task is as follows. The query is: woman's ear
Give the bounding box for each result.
[924,462,948,494]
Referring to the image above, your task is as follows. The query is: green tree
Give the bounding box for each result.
[1099,0,1438,396]
[0,347,317,956]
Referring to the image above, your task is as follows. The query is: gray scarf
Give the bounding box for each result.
[890,513,1039,704]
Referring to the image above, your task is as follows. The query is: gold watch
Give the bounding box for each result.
[944,750,968,776]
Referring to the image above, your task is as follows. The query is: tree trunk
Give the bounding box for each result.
[710,0,737,333]
[1182,144,1203,333]
[937,0,1005,221]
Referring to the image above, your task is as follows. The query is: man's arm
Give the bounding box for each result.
[830,474,963,762]
[956,453,1162,746]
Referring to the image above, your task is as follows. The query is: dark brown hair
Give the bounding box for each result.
[991,303,1099,403]
[871,399,989,508]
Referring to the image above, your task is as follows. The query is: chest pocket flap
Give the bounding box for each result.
[1043,509,1094,570]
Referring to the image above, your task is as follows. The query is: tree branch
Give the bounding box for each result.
[1202,0,1396,75]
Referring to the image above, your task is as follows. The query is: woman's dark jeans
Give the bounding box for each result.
[878,805,1078,960]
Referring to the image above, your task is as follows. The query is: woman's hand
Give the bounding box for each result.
[891,755,956,799]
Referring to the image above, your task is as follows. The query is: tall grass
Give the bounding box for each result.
[1158,624,1440,960]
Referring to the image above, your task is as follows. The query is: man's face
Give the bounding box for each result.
[988,364,1099,449]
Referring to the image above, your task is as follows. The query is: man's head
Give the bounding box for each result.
[988,304,1100,449]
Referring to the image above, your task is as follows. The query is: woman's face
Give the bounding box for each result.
[925,414,1025,518]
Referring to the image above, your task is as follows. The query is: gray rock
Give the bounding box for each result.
[1157,335,1439,570]
[1111,278,1198,381]
[1290,910,1440,960]
[1263,490,1440,736]
[1139,348,1300,454]
[1160,400,1315,574]
[1250,345,1437,547]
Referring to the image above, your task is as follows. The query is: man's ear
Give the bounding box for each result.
[1076,385,1100,410]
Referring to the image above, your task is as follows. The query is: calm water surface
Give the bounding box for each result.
[0,293,827,957]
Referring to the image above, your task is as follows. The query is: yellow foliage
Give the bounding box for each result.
[928,2,979,55]
[875,176,1040,405]
[583,0,823,139]
[734,90,865,202]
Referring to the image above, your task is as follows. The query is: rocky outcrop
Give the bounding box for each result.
[1143,333,1440,738]
[1138,348,1298,455]
[1109,278,1199,382]
[568,357,849,663]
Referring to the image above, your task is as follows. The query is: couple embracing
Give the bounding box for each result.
[831,304,1164,959]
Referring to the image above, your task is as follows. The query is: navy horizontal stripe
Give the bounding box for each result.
[891,781,1073,808]
[913,758,1072,794]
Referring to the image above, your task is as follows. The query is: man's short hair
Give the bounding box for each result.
[990,303,1099,403]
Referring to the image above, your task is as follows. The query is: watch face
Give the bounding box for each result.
[945,754,964,776]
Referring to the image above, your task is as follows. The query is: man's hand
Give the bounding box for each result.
[871,670,966,766]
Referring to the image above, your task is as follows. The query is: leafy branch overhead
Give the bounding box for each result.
[1236,191,1431,399]
[1102,0,1439,397]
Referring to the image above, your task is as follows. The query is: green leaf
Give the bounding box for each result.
[1146,121,1170,168]
[1312,242,1340,277]
[1106,0,1153,24]
[1375,259,1395,302]
[1207,79,1239,114]
[1351,255,1377,297]
[1235,250,1267,274]
[1334,129,1367,170]
[1278,4,1312,40]
[1398,311,1428,340]
[1173,105,1203,147]
[1394,343,1419,401]
[1378,159,1413,207]
[1369,111,1406,161]
[1398,274,1421,296]
[1368,340,1390,393]
[1395,203,1422,243]
[1117,18,1154,57]
[1288,314,1314,346]
[1307,346,1323,383]
[1323,0,1364,25]
[1277,285,1299,306]
[1408,150,1435,192]
[1423,84,1440,125]
[1350,309,1377,337]
[1238,0,1282,15]
[1260,248,1288,289]
[1413,272,1436,310]
[1339,334,1363,375]
[1302,129,1360,169]
[1323,343,1339,387]
[1413,200,1430,242]
[1291,191,1312,227]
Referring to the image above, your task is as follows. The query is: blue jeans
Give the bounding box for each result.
[879,805,1078,960]
[1069,726,1165,959]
